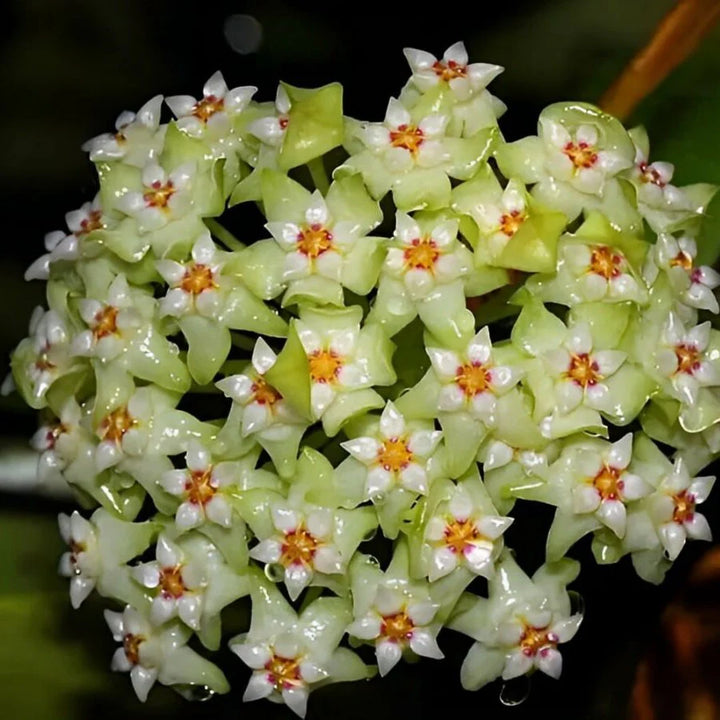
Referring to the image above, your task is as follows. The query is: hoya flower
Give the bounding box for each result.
[249,504,344,600]
[166,71,256,140]
[542,321,627,416]
[645,234,720,314]
[83,95,165,167]
[247,84,291,147]
[645,458,715,561]
[58,511,100,609]
[118,162,195,233]
[451,554,582,690]
[347,553,444,676]
[105,605,229,702]
[230,576,370,717]
[160,441,237,531]
[340,401,442,501]
[421,474,513,581]
[403,41,503,102]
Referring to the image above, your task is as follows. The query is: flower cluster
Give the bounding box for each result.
[9,42,719,715]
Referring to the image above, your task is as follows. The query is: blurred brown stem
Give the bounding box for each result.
[599,0,720,120]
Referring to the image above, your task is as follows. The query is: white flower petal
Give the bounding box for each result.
[536,647,563,679]
[409,628,444,659]
[376,639,403,676]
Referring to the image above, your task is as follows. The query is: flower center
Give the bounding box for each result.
[519,623,557,657]
[123,633,144,665]
[45,422,67,449]
[185,468,217,507]
[34,348,55,373]
[308,349,343,384]
[69,539,86,570]
[499,210,526,237]
[143,180,175,209]
[389,123,424,156]
[381,611,415,642]
[99,406,136,444]
[588,245,622,280]
[159,565,187,599]
[280,527,318,567]
[78,210,104,236]
[251,376,282,406]
[93,305,119,339]
[297,224,333,259]
[638,162,666,187]
[563,141,598,170]
[265,654,302,691]
[455,362,492,397]
[403,237,440,271]
[669,251,693,271]
[592,464,623,500]
[432,59,467,81]
[180,264,217,295]
[192,95,224,123]
[674,343,700,375]
[377,437,413,472]
[565,353,601,388]
[443,517,480,554]
[672,490,696,524]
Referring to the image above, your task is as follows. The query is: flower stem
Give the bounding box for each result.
[205,218,245,252]
[308,157,330,195]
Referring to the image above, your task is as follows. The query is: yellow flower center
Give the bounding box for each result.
[432,59,467,81]
[669,251,693,271]
[123,633,144,665]
[565,353,601,388]
[587,245,623,280]
[592,464,623,500]
[403,237,440,271]
[280,527,319,567]
[192,95,225,123]
[563,141,598,170]
[179,264,217,295]
[143,180,175,209]
[308,349,343,384]
[185,468,217,507]
[99,406,136,444]
[376,437,413,472]
[499,209,526,237]
[265,654,302,691]
[389,123,424,156]
[443,517,481,554]
[159,565,187,599]
[92,305,119,340]
[672,490,696,524]
[296,224,334,259]
[455,362,492,397]
[381,610,415,642]
[251,376,282,406]
[674,344,700,375]
[519,622,557,657]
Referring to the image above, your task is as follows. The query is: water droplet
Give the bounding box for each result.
[499,675,530,706]
[224,14,263,55]
[372,492,387,506]
[366,555,381,568]
[264,563,285,582]
[176,684,216,702]
[568,590,585,616]
[362,527,377,542]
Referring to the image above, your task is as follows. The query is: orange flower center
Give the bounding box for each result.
[565,353,601,388]
[93,305,119,339]
[192,95,224,123]
[672,490,696,524]
[389,123,424,156]
[297,224,334,259]
[179,263,217,295]
[265,654,302,691]
[403,237,440,271]
[669,251,693,271]
[143,180,175,209]
[638,162,666,188]
[280,527,318,567]
[123,633,144,665]
[308,349,343,384]
[592,464,623,500]
[251,376,282,406]
[432,59,467,81]
[185,468,217,507]
[99,406,136,444]
[377,437,413,472]
[443,517,481,554]
[563,141,598,170]
[78,210,104,236]
[455,362,492,397]
[159,565,186,599]
[674,344,700,375]
[588,245,623,280]
[519,623,556,657]
[381,611,415,642]
[499,210,526,237]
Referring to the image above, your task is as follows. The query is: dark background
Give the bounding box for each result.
[2,1,720,718]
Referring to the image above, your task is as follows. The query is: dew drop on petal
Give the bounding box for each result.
[499,675,530,706]
[366,555,381,568]
[264,563,285,582]
[568,590,585,617]
[175,685,216,702]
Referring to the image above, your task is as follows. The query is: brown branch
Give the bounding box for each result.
[599,0,720,120]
